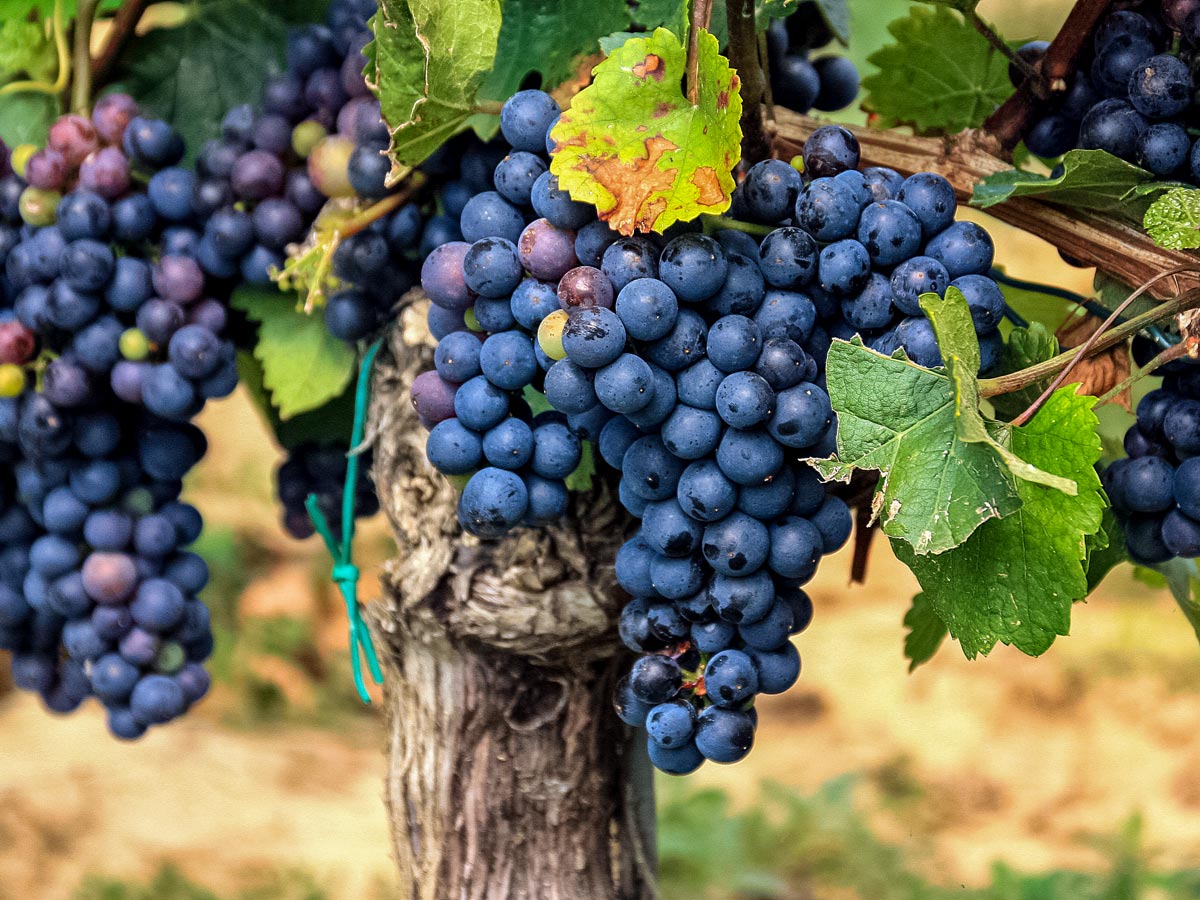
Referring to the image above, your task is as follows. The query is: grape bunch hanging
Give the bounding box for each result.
[413,73,1015,771]
[1018,2,1200,176]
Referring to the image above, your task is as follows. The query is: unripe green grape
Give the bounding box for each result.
[463,307,484,332]
[537,309,569,360]
[292,120,328,159]
[19,186,60,226]
[119,328,151,361]
[155,641,186,674]
[10,143,36,179]
[0,364,25,397]
[307,135,357,198]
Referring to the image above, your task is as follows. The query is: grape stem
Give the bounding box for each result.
[963,9,1040,88]
[725,0,772,166]
[978,282,1200,412]
[0,0,70,100]
[699,214,774,236]
[71,0,101,114]
[686,0,714,105]
[1096,339,1195,407]
[984,0,1114,149]
[92,0,152,84]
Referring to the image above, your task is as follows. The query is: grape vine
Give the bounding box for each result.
[0,0,1195,799]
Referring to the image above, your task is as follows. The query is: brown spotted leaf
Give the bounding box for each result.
[548,27,742,235]
[1056,312,1132,410]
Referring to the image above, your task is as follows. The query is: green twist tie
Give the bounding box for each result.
[306,339,385,704]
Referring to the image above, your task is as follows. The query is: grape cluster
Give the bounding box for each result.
[187,0,445,342]
[412,75,1011,771]
[275,441,378,540]
[766,2,860,117]
[734,127,1005,371]
[1106,368,1200,563]
[0,102,221,737]
[1018,3,1200,178]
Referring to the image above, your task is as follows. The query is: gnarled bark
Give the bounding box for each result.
[364,310,654,900]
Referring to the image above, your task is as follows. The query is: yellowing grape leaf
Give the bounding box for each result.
[549,28,742,235]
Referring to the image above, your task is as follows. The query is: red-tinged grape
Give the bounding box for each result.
[557,265,615,310]
[92,93,140,145]
[409,369,458,423]
[518,218,577,281]
[0,321,36,365]
[25,148,67,191]
[1164,0,1200,30]
[49,114,100,167]
[307,134,356,197]
[78,147,132,199]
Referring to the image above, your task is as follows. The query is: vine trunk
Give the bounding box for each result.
[365,313,654,900]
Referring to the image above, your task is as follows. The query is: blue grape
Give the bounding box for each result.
[458,467,529,538]
[659,235,727,302]
[694,706,754,763]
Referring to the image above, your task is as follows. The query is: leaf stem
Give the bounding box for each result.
[1096,340,1194,406]
[686,0,714,105]
[1007,268,1198,425]
[978,285,1200,404]
[725,0,771,165]
[92,0,151,84]
[71,0,101,114]
[984,0,1114,148]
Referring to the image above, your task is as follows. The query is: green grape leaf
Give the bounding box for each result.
[903,593,948,672]
[549,27,742,235]
[236,353,358,451]
[893,388,1105,658]
[231,285,356,420]
[478,0,629,102]
[107,0,290,164]
[813,289,1076,556]
[922,289,1075,494]
[861,5,1013,134]
[972,149,1175,218]
[0,90,57,147]
[600,31,642,55]
[1144,187,1200,249]
[369,0,502,167]
[0,20,55,82]
[0,0,119,17]
[988,323,1058,421]
[811,336,1023,555]
[812,0,851,44]
[565,441,597,492]
[911,0,976,10]
[630,0,687,30]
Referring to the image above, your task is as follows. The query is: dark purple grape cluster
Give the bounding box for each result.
[275,441,379,540]
[0,101,220,738]
[1106,364,1200,563]
[411,80,1013,771]
[766,2,860,116]
[1017,2,1200,179]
